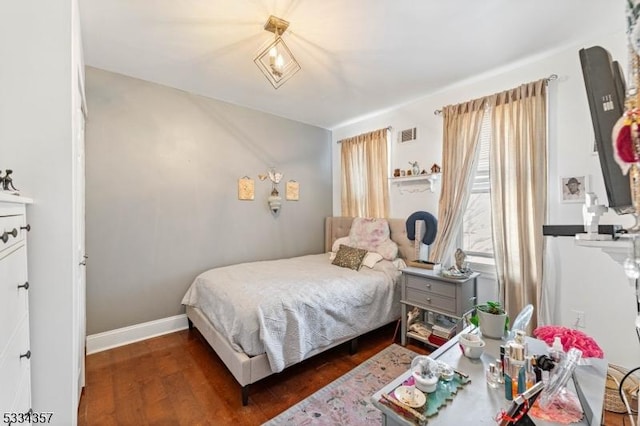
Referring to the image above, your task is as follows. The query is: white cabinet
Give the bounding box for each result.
[0,194,32,417]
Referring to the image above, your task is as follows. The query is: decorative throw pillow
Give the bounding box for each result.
[332,244,368,270]
[361,252,384,268]
[348,218,399,260]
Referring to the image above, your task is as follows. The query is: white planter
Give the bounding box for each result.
[478,309,507,339]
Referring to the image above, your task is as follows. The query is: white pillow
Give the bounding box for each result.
[361,252,384,268]
[331,236,352,253]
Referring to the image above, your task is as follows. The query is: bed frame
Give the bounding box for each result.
[186,217,416,405]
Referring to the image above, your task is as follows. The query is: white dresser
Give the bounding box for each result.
[0,193,32,420]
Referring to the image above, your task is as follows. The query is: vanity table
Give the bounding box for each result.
[371,330,608,425]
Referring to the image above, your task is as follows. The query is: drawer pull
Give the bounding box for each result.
[20,350,31,360]
[21,224,31,232]
[17,281,29,290]
[426,284,431,288]
[1,228,18,243]
[426,298,432,303]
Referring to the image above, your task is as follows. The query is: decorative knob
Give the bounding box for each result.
[20,350,31,360]
[17,282,29,290]
[1,232,8,243]
[426,298,431,303]
[21,224,31,232]
[8,228,17,237]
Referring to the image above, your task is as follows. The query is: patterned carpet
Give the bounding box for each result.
[263,344,419,425]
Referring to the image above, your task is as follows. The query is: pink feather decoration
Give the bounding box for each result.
[533,325,604,358]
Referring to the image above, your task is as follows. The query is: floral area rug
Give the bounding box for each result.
[263,344,418,426]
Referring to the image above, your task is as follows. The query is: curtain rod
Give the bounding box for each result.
[336,126,392,143]
[432,74,558,116]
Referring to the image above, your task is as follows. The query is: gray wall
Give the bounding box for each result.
[85,67,332,334]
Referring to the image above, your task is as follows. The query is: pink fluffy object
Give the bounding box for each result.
[533,326,604,359]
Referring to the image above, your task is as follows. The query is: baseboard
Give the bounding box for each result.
[86,314,189,355]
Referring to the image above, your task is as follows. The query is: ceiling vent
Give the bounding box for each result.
[398,127,417,143]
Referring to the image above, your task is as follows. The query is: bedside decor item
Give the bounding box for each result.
[237,176,254,200]
[254,15,301,89]
[409,161,420,176]
[579,192,609,239]
[430,163,441,174]
[0,169,19,193]
[285,180,299,201]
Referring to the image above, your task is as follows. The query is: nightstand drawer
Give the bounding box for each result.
[404,287,456,314]
[405,274,456,298]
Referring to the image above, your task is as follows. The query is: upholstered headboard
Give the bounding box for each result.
[324,217,415,260]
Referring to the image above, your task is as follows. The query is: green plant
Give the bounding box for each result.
[469,301,509,330]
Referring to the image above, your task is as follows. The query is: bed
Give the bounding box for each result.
[182,216,416,405]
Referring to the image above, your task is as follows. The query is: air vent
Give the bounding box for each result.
[398,127,417,143]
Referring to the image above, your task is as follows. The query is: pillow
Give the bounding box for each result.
[348,218,399,260]
[332,244,368,270]
[331,236,352,253]
[361,252,384,268]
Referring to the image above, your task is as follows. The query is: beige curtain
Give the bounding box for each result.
[340,128,389,218]
[489,79,547,330]
[429,100,487,263]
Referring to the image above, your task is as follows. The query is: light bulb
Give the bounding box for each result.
[275,54,284,71]
[269,46,278,58]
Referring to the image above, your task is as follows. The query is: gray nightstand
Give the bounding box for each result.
[400,267,478,347]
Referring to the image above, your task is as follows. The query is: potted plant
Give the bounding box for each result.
[469,301,509,339]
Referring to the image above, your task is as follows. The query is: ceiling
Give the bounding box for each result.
[79,1,624,130]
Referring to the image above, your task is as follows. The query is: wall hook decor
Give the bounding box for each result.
[260,167,283,214]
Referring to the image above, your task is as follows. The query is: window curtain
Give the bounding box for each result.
[429,100,487,263]
[340,128,389,218]
[488,79,547,331]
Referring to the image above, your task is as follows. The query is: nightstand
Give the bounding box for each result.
[400,267,478,347]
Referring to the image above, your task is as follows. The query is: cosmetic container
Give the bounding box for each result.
[486,363,501,388]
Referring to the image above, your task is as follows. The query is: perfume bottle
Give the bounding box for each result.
[495,358,505,384]
[486,363,501,388]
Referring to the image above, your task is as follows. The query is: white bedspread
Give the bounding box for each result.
[181,253,401,372]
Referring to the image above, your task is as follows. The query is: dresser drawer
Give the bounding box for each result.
[0,244,28,349]
[405,274,456,298]
[0,315,30,413]
[0,213,26,256]
[404,286,456,314]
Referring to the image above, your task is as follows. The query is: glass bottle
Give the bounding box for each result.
[487,363,500,388]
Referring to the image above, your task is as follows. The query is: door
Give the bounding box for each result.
[72,69,87,405]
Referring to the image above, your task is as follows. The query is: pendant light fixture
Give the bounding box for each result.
[254,15,301,89]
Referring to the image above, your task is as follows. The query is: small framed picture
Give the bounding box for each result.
[238,177,254,201]
[286,180,299,201]
[561,175,589,203]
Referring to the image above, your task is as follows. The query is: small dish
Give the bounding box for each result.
[394,385,427,408]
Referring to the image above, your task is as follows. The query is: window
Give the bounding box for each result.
[462,111,493,258]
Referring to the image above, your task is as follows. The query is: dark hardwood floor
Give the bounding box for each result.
[78,323,627,425]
